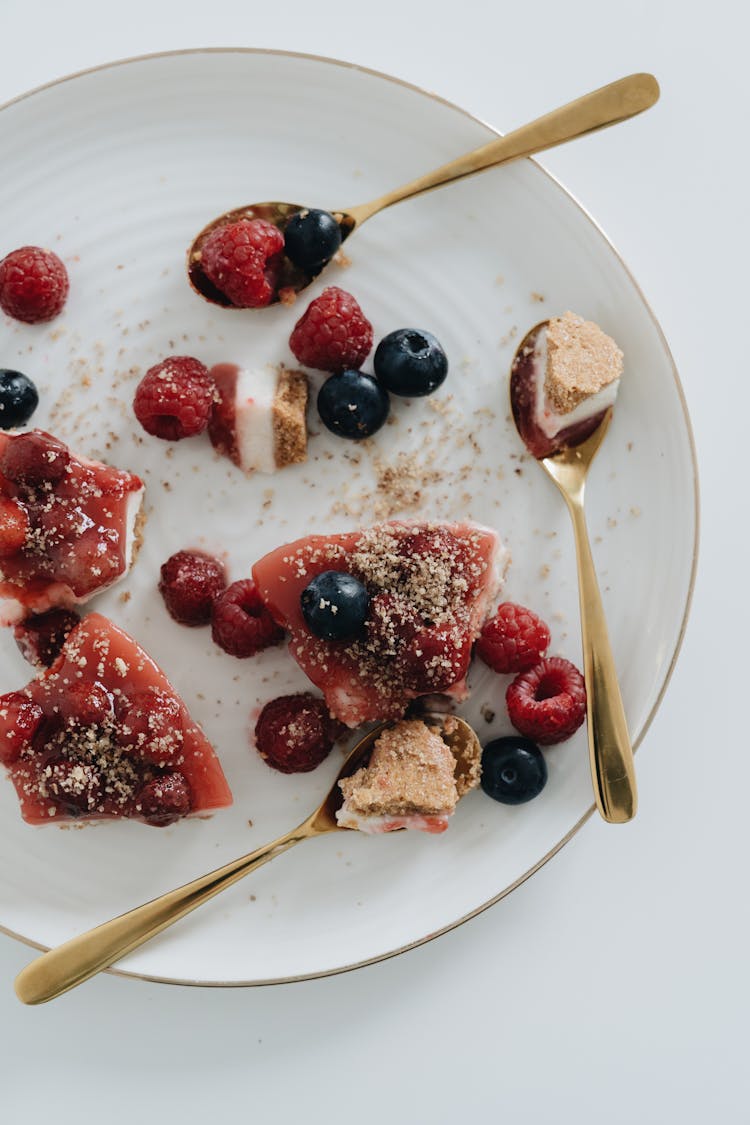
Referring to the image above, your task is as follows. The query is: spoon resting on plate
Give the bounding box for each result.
[509,316,637,824]
[187,72,659,308]
[14,716,481,1005]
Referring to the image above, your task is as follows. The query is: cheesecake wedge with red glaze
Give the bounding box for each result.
[252,520,508,727]
[0,612,232,826]
[0,430,144,625]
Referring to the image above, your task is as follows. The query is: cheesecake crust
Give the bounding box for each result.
[272,367,308,468]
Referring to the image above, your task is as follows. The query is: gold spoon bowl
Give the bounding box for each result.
[188,73,659,307]
[14,716,480,1005]
[510,323,638,825]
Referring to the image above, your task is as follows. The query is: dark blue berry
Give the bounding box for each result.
[317,369,390,440]
[373,329,448,397]
[480,736,547,805]
[0,369,39,429]
[284,209,342,272]
[300,570,370,641]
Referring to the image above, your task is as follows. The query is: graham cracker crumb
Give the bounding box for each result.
[273,367,308,468]
[545,311,623,414]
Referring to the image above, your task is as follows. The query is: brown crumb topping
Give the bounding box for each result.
[339,720,459,816]
[273,367,308,468]
[544,311,623,414]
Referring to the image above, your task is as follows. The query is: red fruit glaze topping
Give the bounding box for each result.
[159,549,227,626]
[211,578,285,658]
[116,688,183,766]
[0,496,30,557]
[289,286,373,372]
[0,246,69,324]
[254,693,338,774]
[0,691,44,765]
[506,656,587,745]
[401,625,473,693]
[0,613,232,825]
[200,219,285,309]
[477,602,551,674]
[133,356,215,441]
[14,609,81,668]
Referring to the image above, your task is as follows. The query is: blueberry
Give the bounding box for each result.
[317,369,390,440]
[373,329,448,397]
[0,369,39,429]
[480,736,547,805]
[284,209,342,272]
[300,570,370,641]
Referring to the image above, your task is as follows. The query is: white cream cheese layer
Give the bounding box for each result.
[232,367,278,474]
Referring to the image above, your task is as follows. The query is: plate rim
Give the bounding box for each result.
[0,46,700,989]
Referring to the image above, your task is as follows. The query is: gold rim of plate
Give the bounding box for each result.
[0,46,701,989]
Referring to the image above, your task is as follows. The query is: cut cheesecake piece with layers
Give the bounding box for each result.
[0,612,232,826]
[511,311,623,459]
[253,520,507,727]
[337,717,482,834]
[208,363,308,473]
[0,429,144,626]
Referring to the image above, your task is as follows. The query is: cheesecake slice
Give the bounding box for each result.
[0,429,144,626]
[0,612,232,826]
[208,363,308,473]
[337,717,482,834]
[253,520,507,727]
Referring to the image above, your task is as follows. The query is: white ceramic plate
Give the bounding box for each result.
[0,50,697,986]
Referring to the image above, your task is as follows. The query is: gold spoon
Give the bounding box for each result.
[188,72,659,306]
[14,716,480,1004]
[510,324,637,824]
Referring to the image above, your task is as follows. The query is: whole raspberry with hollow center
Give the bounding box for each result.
[200,219,284,308]
[254,693,339,774]
[14,609,80,668]
[133,356,215,441]
[0,246,69,324]
[506,656,587,745]
[211,579,284,658]
[477,602,551,674]
[159,549,227,626]
[289,286,373,372]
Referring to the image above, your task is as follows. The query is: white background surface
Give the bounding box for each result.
[0,1,746,1121]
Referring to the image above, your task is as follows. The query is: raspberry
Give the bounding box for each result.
[133,356,215,441]
[0,246,69,324]
[116,688,183,765]
[159,549,227,626]
[0,430,70,486]
[136,771,193,827]
[0,496,30,556]
[506,657,587,745]
[200,219,284,308]
[14,609,80,668]
[289,286,373,372]
[211,579,284,657]
[59,681,113,727]
[0,691,44,765]
[401,625,472,693]
[254,692,338,774]
[477,602,551,674]
[45,757,102,816]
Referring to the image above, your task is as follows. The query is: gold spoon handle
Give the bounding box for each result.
[565,495,638,823]
[14,824,314,1005]
[347,73,659,225]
